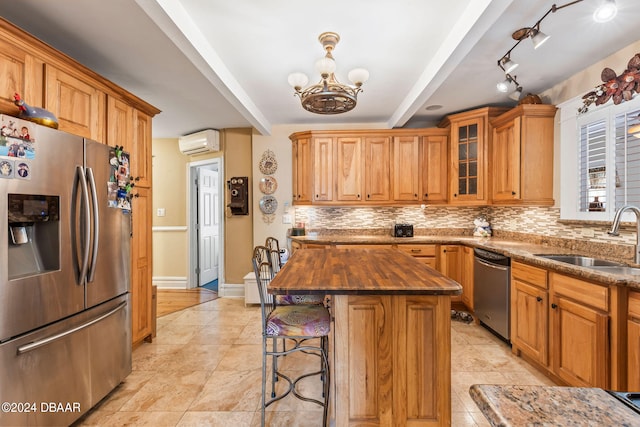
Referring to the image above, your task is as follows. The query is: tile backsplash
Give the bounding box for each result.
[294,205,637,260]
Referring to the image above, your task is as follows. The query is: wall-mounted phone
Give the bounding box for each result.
[227,176,248,215]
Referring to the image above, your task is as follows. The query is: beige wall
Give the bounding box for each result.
[151,129,251,287]
[222,128,253,284]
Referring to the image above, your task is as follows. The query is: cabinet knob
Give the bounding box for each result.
[357,194,360,199]
[454,193,458,197]
[132,193,139,198]
[511,191,516,196]
[551,303,558,309]
[367,194,370,199]
[316,194,319,198]
[135,176,140,182]
[536,296,543,302]
[424,193,428,198]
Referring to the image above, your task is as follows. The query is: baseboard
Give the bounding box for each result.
[220,283,244,298]
[153,276,188,289]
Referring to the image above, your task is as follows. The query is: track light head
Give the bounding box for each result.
[509,86,523,101]
[530,28,550,49]
[593,0,617,23]
[497,76,513,93]
[500,56,519,74]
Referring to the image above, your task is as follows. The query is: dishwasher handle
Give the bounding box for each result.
[475,257,510,272]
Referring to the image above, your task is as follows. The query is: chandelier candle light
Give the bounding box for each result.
[288,32,369,115]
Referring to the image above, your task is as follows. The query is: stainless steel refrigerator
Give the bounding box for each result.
[0,115,131,426]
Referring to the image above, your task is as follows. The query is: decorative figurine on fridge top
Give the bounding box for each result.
[473,216,492,237]
[13,93,59,129]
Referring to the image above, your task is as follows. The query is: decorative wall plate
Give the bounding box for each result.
[259,149,277,175]
[259,176,278,194]
[259,195,278,214]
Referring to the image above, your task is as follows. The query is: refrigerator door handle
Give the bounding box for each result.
[16,301,127,354]
[86,167,99,283]
[76,165,91,283]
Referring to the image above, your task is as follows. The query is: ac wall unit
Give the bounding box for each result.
[178,129,220,155]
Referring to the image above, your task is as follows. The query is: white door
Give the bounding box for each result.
[198,168,219,286]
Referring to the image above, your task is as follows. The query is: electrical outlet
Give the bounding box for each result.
[157,208,166,217]
[581,228,595,238]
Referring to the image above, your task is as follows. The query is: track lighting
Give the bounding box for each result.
[497,75,515,93]
[496,0,618,100]
[530,27,550,50]
[499,56,518,74]
[509,86,523,102]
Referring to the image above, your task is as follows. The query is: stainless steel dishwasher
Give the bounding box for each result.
[473,248,511,342]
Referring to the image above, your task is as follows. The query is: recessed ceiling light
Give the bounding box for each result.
[425,105,443,111]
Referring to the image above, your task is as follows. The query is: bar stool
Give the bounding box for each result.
[252,245,330,427]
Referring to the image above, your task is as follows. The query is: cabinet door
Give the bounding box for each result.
[450,117,485,203]
[336,137,362,201]
[0,38,43,115]
[131,109,152,188]
[628,319,640,391]
[364,136,391,202]
[45,64,105,141]
[460,246,475,310]
[293,137,312,203]
[334,295,393,426]
[107,97,132,148]
[313,137,333,201]
[492,117,521,201]
[421,135,448,203]
[393,136,419,201]
[131,186,153,345]
[512,279,548,365]
[550,294,609,387]
[439,245,462,302]
[392,295,450,425]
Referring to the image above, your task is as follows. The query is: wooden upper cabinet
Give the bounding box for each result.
[292,137,312,203]
[0,37,43,116]
[45,64,105,141]
[336,136,362,202]
[132,109,152,188]
[421,134,448,203]
[313,137,333,201]
[490,104,557,205]
[441,107,508,205]
[364,136,391,202]
[393,136,419,201]
[107,97,132,147]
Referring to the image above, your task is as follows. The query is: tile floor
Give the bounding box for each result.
[75,298,554,426]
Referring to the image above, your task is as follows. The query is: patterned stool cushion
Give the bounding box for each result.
[275,294,325,305]
[266,305,330,337]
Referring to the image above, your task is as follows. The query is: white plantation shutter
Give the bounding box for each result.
[579,119,607,212]
[614,108,640,209]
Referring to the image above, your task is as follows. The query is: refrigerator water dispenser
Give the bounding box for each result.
[7,194,60,279]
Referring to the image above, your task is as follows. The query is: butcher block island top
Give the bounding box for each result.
[268,247,460,426]
[268,248,462,296]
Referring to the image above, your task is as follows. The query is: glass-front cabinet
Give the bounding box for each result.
[441,107,508,205]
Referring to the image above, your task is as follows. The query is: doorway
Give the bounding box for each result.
[187,158,224,292]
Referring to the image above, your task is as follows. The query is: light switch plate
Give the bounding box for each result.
[282,214,292,224]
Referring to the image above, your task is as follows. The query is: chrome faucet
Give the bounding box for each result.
[608,205,640,264]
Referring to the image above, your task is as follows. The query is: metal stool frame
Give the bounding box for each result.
[252,245,330,426]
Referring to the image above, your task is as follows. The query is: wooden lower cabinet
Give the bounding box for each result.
[628,291,640,391]
[397,244,437,268]
[511,261,549,366]
[460,246,474,310]
[131,186,153,345]
[333,294,451,426]
[510,265,611,388]
[439,245,462,303]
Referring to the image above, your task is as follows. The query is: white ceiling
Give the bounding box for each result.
[0,0,639,138]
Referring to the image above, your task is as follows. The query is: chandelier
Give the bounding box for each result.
[288,32,369,115]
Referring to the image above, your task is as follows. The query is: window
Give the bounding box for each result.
[560,95,640,221]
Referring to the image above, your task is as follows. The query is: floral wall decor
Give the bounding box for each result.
[579,52,640,114]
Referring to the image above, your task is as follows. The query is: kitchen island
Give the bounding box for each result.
[268,248,462,426]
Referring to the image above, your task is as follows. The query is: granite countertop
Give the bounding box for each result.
[469,384,640,426]
[290,234,640,289]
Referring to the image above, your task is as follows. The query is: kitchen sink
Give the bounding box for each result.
[534,254,625,267]
[588,266,640,275]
